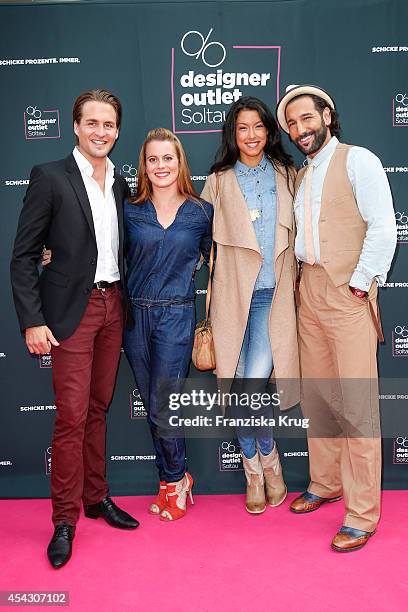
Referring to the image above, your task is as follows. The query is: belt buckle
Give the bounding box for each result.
[95,281,106,291]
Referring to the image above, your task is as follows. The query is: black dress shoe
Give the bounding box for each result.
[84,496,139,529]
[47,524,75,569]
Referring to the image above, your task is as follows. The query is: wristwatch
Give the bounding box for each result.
[349,286,368,299]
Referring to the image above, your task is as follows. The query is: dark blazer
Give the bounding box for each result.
[10,153,129,340]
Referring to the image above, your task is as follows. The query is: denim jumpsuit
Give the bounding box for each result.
[123,198,213,482]
[233,156,277,460]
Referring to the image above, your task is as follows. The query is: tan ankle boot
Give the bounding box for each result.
[241,451,266,514]
[259,445,287,507]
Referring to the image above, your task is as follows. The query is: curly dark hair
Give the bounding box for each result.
[210,97,294,181]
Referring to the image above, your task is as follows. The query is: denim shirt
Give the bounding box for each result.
[125,198,213,304]
[234,156,277,289]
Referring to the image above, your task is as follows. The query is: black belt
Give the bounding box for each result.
[93,281,119,290]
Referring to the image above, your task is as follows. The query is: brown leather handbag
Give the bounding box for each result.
[192,242,216,371]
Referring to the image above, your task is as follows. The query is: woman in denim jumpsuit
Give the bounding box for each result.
[124,128,212,521]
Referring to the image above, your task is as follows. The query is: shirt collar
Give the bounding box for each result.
[72,147,115,179]
[306,136,339,168]
[235,154,269,176]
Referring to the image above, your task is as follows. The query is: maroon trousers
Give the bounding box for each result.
[50,285,123,526]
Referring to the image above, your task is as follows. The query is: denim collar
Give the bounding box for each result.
[235,155,269,176]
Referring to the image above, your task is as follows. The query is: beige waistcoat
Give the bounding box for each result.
[294,143,367,287]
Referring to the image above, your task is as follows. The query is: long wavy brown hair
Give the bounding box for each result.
[131,128,200,204]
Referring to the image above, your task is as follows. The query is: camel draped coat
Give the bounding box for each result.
[201,166,300,411]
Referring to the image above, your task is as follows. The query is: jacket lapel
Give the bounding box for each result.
[294,165,307,200]
[274,167,293,261]
[214,165,294,259]
[65,154,96,241]
[214,169,261,254]
[113,173,124,252]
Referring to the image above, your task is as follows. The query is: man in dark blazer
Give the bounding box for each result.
[10,89,139,569]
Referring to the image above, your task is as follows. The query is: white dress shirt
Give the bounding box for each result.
[294,136,397,290]
[73,147,120,283]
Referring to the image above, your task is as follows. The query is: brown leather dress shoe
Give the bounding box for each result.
[331,528,375,552]
[290,491,342,513]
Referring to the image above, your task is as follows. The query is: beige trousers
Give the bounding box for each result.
[298,264,381,532]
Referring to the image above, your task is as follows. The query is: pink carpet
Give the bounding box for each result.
[0,491,407,611]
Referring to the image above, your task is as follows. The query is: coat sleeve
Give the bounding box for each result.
[201,173,216,204]
[10,165,53,332]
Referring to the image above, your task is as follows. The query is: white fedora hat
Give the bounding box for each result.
[276,84,335,133]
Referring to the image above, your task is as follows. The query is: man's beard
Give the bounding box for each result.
[293,121,328,156]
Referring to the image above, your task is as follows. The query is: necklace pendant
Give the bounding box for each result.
[249,208,261,222]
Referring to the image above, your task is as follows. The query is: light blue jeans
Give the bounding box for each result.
[234,288,275,459]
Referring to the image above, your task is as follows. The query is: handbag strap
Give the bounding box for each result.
[205,242,214,319]
[204,172,220,320]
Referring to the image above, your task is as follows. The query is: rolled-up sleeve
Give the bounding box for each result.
[348,147,397,290]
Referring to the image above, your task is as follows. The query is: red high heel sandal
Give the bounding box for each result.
[160,473,194,521]
[149,481,167,515]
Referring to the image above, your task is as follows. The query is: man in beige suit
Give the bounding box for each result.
[276,84,397,552]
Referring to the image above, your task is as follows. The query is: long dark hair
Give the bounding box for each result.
[210,97,294,190]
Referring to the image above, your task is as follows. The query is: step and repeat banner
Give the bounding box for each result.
[0,0,407,498]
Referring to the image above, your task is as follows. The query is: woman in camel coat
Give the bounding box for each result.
[202,97,300,513]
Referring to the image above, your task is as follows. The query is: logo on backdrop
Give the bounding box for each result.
[120,163,138,195]
[383,167,408,174]
[0,56,81,67]
[172,28,281,134]
[130,388,147,419]
[0,459,12,466]
[24,105,61,140]
[393,437,408,464]
[4,179,29,187]
[395,211,408,244]
[392,93,408,126]
[218,440,243,472]
[20,404,56,413]
[110,454,156,462]
[372,46,408,54]
[392,325,408,357]
[381,281,408,288]
[39,353,52,368]
[44,447,52,475]
[283,450,309,458]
